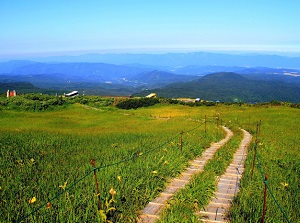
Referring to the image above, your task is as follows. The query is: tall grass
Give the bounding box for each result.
[1,103,298,222]
[229,106,300,222]
[0,103,220,222]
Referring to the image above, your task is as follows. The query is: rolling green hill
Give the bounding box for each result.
[0,82,44,94]
[0,81,136,96]
[134,72,300,103]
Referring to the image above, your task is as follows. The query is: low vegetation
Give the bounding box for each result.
[0,96,221,222]
[0,94,114,111]
[115,97,159,109]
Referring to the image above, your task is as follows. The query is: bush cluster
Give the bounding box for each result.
[66,95,114,108]
[1,93,299,111]
[0,94,114,111]
[2,94,65,111]
[115,97,159,109]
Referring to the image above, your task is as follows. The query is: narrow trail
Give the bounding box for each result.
[138,126,234,223]
[198,129,252,222]
[78,104,104,111]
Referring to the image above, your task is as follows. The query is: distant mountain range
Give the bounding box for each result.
[0,60,149,81]
[0,60,198,89]
[1,60,300,86]
[7,52,300,69]
[1,52,300,102]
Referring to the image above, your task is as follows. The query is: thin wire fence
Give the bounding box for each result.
[17,119,208,223]
[253,122,291,223]
[17,118,293,223]
[255,143,291,223]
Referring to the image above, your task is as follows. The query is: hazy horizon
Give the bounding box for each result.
[2,49,300,62]
[1,0,300,59]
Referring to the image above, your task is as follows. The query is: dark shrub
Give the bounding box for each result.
[116,98,159,109]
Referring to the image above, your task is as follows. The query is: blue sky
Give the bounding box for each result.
[1,0,300,57]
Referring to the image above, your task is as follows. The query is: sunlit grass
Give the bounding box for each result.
[0,102,299,222]
[0,103,220,222]
[229,106,300,222]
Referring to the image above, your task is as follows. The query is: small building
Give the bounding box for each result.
[7,90,17,98]
[64,91,79,97]
[146,93,157,98]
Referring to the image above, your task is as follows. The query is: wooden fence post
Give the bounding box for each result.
[205,115,207,133]
[179,131,184,152]
[258,120,262,137]
[256,122,259,142]
[90,159,102,210]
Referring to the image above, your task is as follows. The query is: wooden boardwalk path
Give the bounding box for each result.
[138,126,234,223]
[198,129,252,222]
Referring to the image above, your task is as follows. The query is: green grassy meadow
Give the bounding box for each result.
[0,97,299,222]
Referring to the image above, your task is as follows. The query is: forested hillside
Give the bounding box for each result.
[135,72,300,103]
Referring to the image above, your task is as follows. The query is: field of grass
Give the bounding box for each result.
[0,101,221,222]
[0,98,299,222]
[229,106,300,222]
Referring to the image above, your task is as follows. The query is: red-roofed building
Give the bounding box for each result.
[7,90,17,98]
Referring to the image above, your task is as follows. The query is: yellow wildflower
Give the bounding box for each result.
[138,152,143,156]
[117,176,122,182]
[29,197,37,204]
[109,188,116,197]
[59,181,67,190]
[152,170,158,174]
[194,202,199,209]
[281,182,288,188]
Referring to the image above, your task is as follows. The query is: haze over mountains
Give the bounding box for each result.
[0,52,300,102]
[5,51,300,68]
